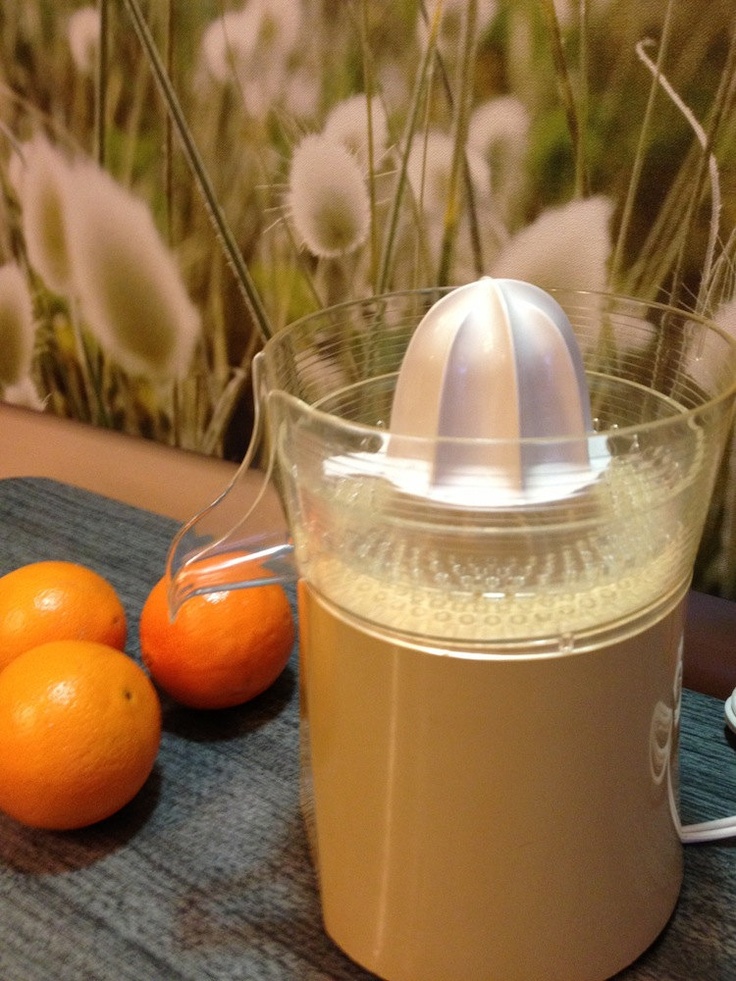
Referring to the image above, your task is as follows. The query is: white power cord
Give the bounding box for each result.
[725,688,736,734]
[676,688,736,844]
[680,814,736,844]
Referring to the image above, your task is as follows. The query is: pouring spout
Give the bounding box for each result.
[167,531,296,620]
[165,350,297,621]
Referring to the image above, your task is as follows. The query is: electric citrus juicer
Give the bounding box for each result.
[167,278,736,981]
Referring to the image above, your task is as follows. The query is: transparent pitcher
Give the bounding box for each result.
[168,288,736,981]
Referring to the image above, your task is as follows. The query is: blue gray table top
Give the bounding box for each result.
[0,476,734,980]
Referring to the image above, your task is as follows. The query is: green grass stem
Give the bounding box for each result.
[121,0,274,342]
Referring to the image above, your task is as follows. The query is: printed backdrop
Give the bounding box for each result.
[1,0,735,592]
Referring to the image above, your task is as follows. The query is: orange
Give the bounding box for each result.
[139,573,295,710]
[0,560,127,672]
[0,640,161,830]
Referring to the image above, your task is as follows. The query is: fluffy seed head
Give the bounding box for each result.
[18,136,74,295]
[64,161,201,379]
[2,376,45,411]
[67,6,101,75]
[323,94,389,170]
[200,9,252,85]
[200,0,301,115]
[287,134,371,259]
[469,96,530,165]
[407,130,490,214]
[491,196,614,295]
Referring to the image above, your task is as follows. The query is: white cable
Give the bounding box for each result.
[680,817,736,844]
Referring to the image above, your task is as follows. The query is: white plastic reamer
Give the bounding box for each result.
[382,276,609,507]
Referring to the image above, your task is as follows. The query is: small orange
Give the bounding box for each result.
[0,560,127,672]
[139,573,295,710]
[0,640,161,830]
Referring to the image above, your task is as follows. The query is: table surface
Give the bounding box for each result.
[0,476,735,981]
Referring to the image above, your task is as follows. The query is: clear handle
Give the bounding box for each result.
[166,352,297,619]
